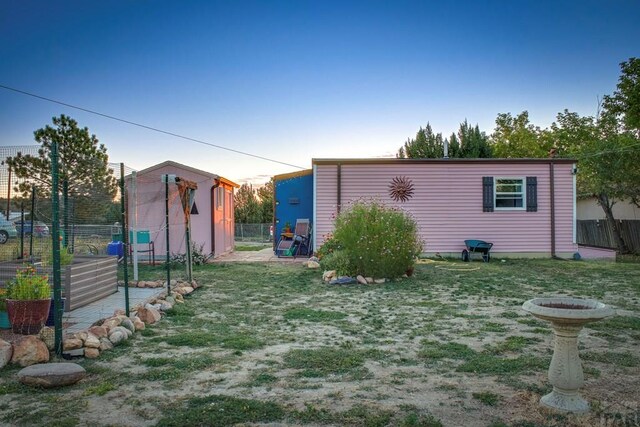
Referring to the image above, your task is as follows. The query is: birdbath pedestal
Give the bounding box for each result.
[522,297,614,413]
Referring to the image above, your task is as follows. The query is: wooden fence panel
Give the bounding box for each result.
[577,220,640,253]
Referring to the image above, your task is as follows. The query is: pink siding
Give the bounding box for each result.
[314,162,577,256]
[577,245,617,260]
[128,165,223,258]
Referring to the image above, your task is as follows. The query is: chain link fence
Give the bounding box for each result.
[234,223,272,243]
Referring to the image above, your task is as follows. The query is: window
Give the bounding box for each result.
[494,178,525,209]
[216,186,224,210]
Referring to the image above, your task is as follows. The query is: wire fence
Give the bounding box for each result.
[234,223,272,242]
[0,145,136,315]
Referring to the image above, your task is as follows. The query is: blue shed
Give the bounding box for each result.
[273,169,314,255]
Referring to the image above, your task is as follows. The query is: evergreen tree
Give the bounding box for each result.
[6,114,118,224]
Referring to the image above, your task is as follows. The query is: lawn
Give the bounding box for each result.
[0,259,639,426]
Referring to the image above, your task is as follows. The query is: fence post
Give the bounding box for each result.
[29,186,35,258]
[50,140,63,356]
[164,175,171,295]
[120,164,130,315]
[63,180,69,249]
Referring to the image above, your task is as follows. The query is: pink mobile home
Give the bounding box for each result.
[127,161,238,259]
[313,158,578,258]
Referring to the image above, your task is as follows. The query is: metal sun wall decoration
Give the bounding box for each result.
[388,176,414,202]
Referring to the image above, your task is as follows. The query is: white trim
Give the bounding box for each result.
[494,177,526,211]
[571,163,578,245]
[312,164,317,252]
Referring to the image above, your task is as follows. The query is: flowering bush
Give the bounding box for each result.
[321,201,423,279]
[7,265,51,300]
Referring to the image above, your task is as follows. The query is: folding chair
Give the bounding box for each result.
[276,219,310,257]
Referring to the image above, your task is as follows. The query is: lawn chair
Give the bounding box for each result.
[276,219,311,258]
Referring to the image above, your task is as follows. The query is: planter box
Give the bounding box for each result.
[0,256,118,312]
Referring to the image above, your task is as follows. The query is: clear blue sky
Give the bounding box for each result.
[1,1,639,184]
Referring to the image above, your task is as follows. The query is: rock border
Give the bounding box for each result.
[0,279,199,369]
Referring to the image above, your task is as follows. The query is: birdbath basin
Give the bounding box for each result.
[522,297,614,413]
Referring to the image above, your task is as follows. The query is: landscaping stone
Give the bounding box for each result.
[84,348,100,359]
[112,326,132,339]
[76,331,88,343]
[356,275,367,285]
[137,306,161,324]
[88,326,108,339]
[307,261,321,269]
[374,278,386,284]
[173,293,184,303]
[99,338,113,351]
[113,309,126,316]
[190,279,199,289]
[120,318,135,334]
[330,276,356,285]
[365,277,374,284]
[323,270,337,282]
[11,336,49,367]
[165,296,177,305]
[18,363,86,388]
[132,316,145,331]
[39,327,55,351]
[308,256,319,263]
[160,301,174,311]
[181,286,195,295]
[83,333,101,349]
[0,339,13,368]
[102,318,121,332]
[63,338,83,351]
[108,330,126,345]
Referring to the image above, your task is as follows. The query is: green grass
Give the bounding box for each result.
[156,395,285,427]
[284,307,348,322]
[283,347,372,378]
[235,244,271,251]
[472,391,501,406]
[0,259,637,427]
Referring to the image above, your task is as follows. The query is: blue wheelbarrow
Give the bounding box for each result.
[462,239,493,262]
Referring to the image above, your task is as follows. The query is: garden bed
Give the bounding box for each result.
[0,256,118,312]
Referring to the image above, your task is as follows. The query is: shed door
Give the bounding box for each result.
[224,188,234,252]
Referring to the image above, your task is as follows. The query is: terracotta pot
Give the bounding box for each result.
[6,298,51,335]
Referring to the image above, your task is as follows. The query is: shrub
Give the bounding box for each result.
[320,249,355,276]
[170,243,211,266]
[325,201,423,279]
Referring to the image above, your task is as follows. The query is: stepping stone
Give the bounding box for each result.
[18,363,86,388]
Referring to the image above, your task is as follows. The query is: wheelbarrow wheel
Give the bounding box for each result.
[461,249,469,262]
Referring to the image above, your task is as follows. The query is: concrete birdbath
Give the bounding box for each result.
[522,297,614,413]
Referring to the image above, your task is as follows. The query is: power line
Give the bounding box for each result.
[0,84,306,170]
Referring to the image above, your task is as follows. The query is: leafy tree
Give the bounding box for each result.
[234,184,261,223]
[603,57,640,136]
[6,114,118,223]
[490,111,552,158]
[256,178,274,223]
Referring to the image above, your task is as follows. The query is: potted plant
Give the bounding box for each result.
[6,265,51,334]
[0,289,9,329]
[282,222,292,234]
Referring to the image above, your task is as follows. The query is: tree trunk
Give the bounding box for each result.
[597,193,628,253]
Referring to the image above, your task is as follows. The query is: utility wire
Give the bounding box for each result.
[0,84,306,170]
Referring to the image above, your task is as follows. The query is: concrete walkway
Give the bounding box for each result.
[63,287,164,332]
[213,247,310,263]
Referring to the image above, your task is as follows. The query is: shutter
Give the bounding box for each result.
[526,176,537,212]
[482,176,494,212]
